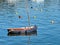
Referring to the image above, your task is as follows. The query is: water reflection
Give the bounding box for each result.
[7,31,37,36]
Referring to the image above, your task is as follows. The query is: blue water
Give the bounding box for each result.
[0,0,60,45]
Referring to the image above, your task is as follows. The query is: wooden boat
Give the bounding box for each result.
[7,0,37,35]
[7,25,37,34]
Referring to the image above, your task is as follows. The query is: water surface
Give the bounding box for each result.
[0,0,60,45]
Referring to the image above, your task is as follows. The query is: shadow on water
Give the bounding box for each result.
[7,31,37,36]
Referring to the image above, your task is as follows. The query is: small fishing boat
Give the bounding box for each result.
[7,25,37,34]
[7,0,37,35]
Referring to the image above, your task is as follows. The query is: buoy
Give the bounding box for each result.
[31,7,33,9]
[16,12,18,15]
[33,16,37,19]
[19,16,22,18]
[51,20,55,24]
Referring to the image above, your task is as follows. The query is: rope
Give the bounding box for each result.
[25,0,31,27]
[27,36,30,45]
[25,0,31,45]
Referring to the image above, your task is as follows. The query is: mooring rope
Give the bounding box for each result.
[25,0,31,45]
[25,0,31,27]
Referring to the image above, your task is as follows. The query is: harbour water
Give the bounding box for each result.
[0,0,60,45]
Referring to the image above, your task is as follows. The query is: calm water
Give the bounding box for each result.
[0,0,60,45]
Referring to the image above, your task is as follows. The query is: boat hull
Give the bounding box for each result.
[7,25,37,35]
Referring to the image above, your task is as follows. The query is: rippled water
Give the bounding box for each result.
[0,0,60,45]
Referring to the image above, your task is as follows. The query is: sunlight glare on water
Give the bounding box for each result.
[32,0,44,3]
